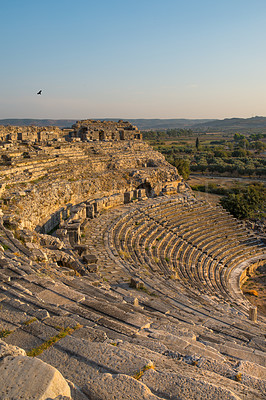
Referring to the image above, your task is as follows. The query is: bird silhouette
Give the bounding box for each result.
[37,90,42,95]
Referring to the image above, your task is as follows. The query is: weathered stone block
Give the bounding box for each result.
[74,244,89,256]
[84,372,161,400]
[130,277,145,290]
[86,204,95,218]
[0,339,26,358]
[124,191,132,204]
[83,254,98,264]
[86,264,98,273]
[0,355,71,400]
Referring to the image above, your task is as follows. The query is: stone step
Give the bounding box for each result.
[81,298,151,330]
[71,325,108,343]
[0,301,30,331]
[83,371,165,400]
[194,357,266,396]
[36,281,86,306]
[63,276,122,302]
[3,320,58,353]
[64,303,138,337]
[4,328,45,352]
[0,287,67,317]
[147,329,226,362]
[217,343,266,368]
[139,368,262,400]
[38,335,154,388]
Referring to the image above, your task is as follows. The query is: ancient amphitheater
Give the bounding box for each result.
[0,120,265,400]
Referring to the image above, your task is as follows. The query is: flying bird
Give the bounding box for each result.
[37,90,42,95]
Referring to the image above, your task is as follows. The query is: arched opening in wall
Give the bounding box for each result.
[119,130,125,140]
[80,127,88,141]
[137,182,152,196]
[56,260,77,275]
[99,131,105,141]
[56,260,65,267]
[147,160,157,167]
[56,259,75,270]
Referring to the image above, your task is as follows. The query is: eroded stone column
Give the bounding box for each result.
[249,306,257,323]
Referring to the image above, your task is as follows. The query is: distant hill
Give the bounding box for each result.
[193,116,266,133]
[125,119,215,130]
[0,119,76,128]
[0,118,215,130]
[1,116,266,132]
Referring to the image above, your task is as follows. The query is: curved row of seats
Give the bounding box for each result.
[109,195,265,306]
[1,196,266,399]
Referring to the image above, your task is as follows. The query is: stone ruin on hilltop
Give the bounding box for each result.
[0,125,63,143]
[0,120,265,400]
[0,119,142,143]
[72,119,142,141]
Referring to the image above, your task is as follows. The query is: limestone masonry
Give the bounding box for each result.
[72,119,142,141]
[0,120,265,400]
[0,119,142,143]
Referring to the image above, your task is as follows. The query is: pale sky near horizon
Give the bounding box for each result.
[1,0,266,120]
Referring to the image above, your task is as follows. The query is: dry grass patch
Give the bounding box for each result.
[26,324,82,357]
[235,373,242,382]
[244,289,259,297]
[133,364,155,380]
[0,329,13,338]
[23,318,37,326]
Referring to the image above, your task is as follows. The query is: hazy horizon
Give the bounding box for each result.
[0,116,265,122]
[1,0,266,120]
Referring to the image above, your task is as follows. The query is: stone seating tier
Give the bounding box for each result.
[0,193,266,399]
[107,196,264,307]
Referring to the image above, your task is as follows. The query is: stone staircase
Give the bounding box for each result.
[0,194,266,399]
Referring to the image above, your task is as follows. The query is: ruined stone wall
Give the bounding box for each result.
[0,140,183,231]
[72,119,142,141]
[239,258,266,285]
[0,120,142,144]
[39,188,148,240]
[0,125,64,143]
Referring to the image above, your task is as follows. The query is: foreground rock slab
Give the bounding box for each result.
[0,349,71,400]
[83,372,165,400]
[140,369,242,400]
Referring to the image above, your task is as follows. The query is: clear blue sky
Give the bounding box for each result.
[1,0,266,119]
